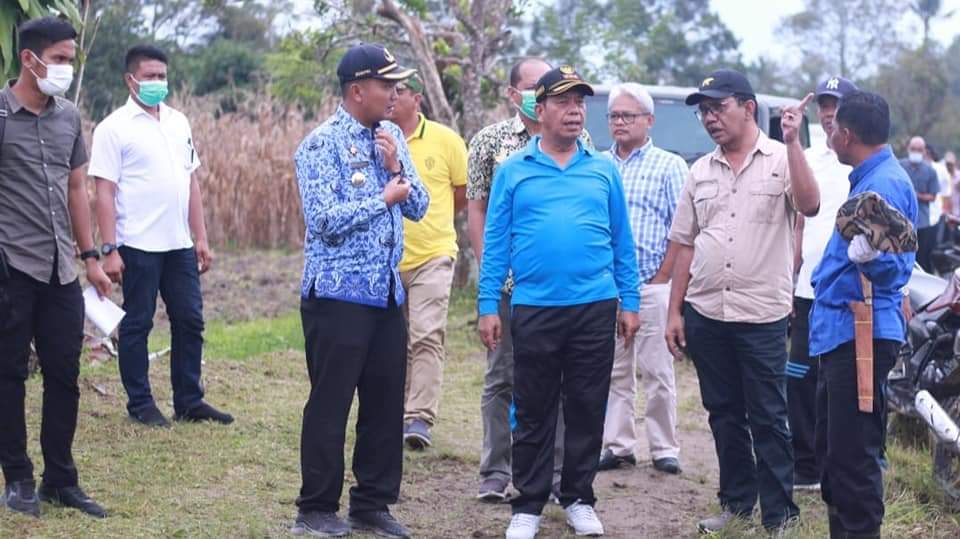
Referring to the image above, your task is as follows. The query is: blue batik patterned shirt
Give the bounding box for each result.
[605,138,688,285]
[294,105,430,307]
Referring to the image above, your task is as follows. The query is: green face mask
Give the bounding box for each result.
[514,89,538,121]
[133,77,169,107]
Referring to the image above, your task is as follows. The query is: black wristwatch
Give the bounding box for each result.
[80,249,100,261]
[101,243,118,256]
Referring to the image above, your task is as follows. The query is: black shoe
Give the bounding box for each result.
[290,510,351,537]
[403,419,432,450]
[598,449,637,471]
[129,405,171,428]
[349,510,411,539]
[174,402,234,425]
[38,484,107,518]
[653,456,681,475]
[3,480,39,517]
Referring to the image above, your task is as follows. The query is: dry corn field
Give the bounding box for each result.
[83,93,339,249]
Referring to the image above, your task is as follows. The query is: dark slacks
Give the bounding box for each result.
[0,267,83,487]
[117,246,205,415]
[297,295,406,514]
[684,304,798,529]
[787,297,821,484]
[916,224,937,272]
[510,299,618,515]
[816,339,897,535]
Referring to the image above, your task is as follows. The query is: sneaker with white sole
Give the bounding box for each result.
[505,513,541,539]
[565,502,604,536]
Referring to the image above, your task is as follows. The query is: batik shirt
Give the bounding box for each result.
[466,114,592,293]
[294,105,430,307]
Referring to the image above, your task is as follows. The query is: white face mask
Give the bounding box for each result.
[30,52,74,96]
[908,151,924,163]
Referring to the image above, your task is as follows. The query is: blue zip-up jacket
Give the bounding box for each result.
[809,146,917,356]
[294,106,430,307]
[477,137,641,316]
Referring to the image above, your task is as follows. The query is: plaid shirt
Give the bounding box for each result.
[606,138,688,285]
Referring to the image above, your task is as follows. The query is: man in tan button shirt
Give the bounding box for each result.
[664,69,820,534]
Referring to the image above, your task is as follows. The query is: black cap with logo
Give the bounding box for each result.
[685,69,756,105]
[534,65,595,103]
[337,43,417,84]
[815,76,858,100]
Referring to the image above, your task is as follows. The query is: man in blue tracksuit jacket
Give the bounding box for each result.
[810,91,917,539]
[477,66,640,539]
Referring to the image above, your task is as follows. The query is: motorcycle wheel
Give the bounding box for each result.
[931,396,960,507]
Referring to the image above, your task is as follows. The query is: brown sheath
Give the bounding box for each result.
[850,273,874,413]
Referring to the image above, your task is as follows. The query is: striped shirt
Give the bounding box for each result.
[606,138,688,285]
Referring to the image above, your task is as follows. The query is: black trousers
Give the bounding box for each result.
[0,267,84,487]
[816,340,898,535]
[684,304,798,529]
[297,295,406,514]
[510,299,618,515]
[787,297,820,484]
[916,224,937,272]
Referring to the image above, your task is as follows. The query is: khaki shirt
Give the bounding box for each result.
[0,85,88,284]
[669,131,796,323]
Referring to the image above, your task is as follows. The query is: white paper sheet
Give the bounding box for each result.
[83,287,125,336]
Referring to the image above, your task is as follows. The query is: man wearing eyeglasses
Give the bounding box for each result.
[599,83,687,476]
[665,69,820,534]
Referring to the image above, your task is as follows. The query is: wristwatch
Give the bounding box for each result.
[80,249,100,261]
[101,243,118,256]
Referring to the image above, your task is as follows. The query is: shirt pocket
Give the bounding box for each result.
[693,179,720,227]
[749,180,784,224]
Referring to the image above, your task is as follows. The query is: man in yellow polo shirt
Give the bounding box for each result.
[390,75,468,449]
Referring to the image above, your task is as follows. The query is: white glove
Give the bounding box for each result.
[848,234,881,264]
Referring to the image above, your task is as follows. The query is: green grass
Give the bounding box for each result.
[4,286,960,538]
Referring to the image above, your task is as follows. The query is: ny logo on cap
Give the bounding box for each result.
[701,77,714,87]
[826,77,840,90]
[384,48,395,62]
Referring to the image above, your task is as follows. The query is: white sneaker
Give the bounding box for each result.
[565,502,604,536]
[505,513,541,539]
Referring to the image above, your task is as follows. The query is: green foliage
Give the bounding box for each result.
[526,0,742,85]
[264,30,339,110]
[182,38,264,96]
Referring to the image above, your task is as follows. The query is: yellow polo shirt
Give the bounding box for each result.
[400,114,468,272]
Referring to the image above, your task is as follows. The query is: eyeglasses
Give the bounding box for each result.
[694,98,735,122]
[606,112,650,124]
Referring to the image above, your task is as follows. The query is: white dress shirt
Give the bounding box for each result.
[88,98,200,252]
[796,144,851,300]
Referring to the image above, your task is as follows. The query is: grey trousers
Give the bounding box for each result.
[479,293,564,486]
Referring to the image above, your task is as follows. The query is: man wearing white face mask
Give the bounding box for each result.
[1,16,112,519]
[900,136,940,271]
[90,45,233,428]
[466,57,592,502]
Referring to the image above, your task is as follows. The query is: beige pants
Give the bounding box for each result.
[602,282,679,460]
[401,256,455,426]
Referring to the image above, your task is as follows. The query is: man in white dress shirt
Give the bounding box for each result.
[90,45,233,427]
[789,76,857,491]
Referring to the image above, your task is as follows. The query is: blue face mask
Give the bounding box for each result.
[513,88,538,121]
[132,77,169,107]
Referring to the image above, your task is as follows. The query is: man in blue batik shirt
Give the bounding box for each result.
[291,43,428,539]
[810,91,917,539]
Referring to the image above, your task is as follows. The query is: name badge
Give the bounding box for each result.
[349,160,370,170]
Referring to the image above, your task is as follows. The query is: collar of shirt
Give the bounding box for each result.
[332,104,377,138]
[509,113,528,136]
[610,137,653,165]
[406,113,427,142]
[849,146,894,189]
[2,83,61,117]
[709,130,776,168]
[524,135,591,169]
[122,96,169,120]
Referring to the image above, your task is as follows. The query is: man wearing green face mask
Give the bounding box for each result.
[89,45,233,428]
[466,57,593,503]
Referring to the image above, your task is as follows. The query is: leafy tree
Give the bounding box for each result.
[910,0,956,46]
[872,45,950,145]
[778,0,905,80]
[0,0,82,80]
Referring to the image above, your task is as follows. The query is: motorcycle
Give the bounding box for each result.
[886,264,960,504]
